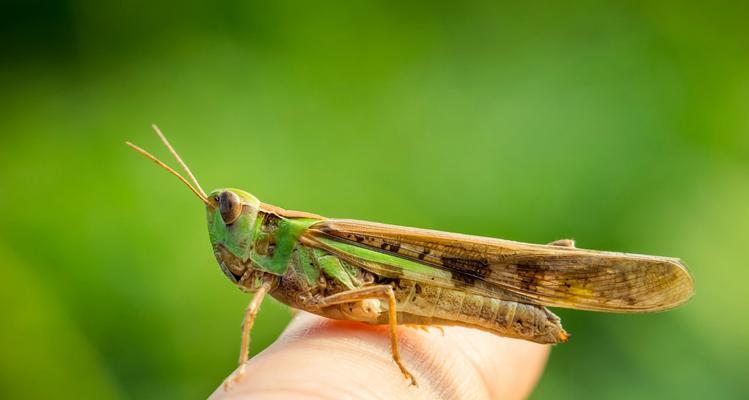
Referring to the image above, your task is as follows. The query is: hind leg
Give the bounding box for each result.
[320,285,417,386]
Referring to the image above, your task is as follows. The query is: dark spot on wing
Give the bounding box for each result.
[441,257,490,278]
[513,263,546,293]
[451,272,477,285]
[379,241,401,253]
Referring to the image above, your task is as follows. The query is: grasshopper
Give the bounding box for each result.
[127,125,694,388]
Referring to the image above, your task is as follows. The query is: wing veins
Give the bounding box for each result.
[307,219,694,312]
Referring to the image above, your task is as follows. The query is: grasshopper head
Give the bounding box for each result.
[126,126,263,286]
[206,188,261,283]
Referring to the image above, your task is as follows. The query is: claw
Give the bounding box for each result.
[222,363,246,391]
[395,361,418,387]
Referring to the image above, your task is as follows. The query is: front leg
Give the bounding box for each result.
[223,282,270,390]
[320,285,417,386]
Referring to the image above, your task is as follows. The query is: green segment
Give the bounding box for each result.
[313,249,356,289]
[317,237,453,280]
[295,246,320,285]
[208,206,255,260]
[250,217,319,275]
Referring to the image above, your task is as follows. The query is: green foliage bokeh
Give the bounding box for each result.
[1,1,747,398]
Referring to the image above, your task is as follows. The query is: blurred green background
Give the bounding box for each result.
[1,1,747,399]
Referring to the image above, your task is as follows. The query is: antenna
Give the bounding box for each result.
[126,134,213,207]
[151,124,207,198]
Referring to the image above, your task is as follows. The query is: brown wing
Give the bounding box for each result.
[306,219,694,313]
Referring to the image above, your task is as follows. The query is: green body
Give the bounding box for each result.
[206,188,572,344]
[208,189,418,289]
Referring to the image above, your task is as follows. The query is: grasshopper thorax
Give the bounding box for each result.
[207,188,261,284]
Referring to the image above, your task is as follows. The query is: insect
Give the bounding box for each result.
[127,125,694,388]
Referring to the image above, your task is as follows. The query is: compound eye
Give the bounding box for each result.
[219,191,242,224]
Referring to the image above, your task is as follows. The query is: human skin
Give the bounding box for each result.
[209,312,550,400]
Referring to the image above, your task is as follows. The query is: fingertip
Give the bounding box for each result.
[211,313,550,400]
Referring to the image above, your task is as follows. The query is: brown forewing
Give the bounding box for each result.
[307,219,694,313]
